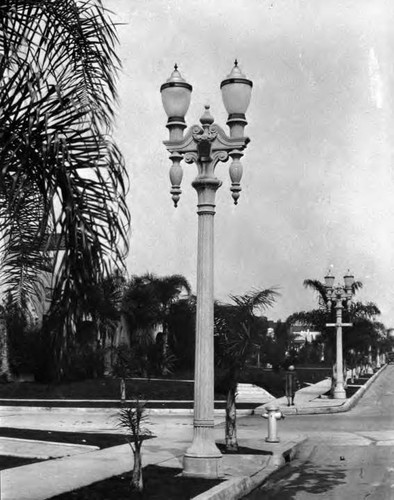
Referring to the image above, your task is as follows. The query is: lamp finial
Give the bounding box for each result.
[200,104,214,126]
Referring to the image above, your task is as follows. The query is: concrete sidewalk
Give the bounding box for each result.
[1,421,306,500]
[255,363,387,416]
[0,364,387,500]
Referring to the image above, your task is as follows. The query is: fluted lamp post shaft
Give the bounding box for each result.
[160,62,252,478]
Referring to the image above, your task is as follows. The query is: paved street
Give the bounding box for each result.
[242,365,394,499]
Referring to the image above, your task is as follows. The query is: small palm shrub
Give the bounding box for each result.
[117,398,152,493]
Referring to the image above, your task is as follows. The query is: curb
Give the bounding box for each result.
[0,405,253,417]
[192,438,307,500]
[254,364,387,416]
[293,364,387,415]
[331,363,388,413]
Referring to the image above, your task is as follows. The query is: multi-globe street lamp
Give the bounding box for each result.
[160,61,252,478]
[324,270,355,399]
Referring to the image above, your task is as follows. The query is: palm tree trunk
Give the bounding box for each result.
[330,363,336,396]
[161,324,170,375]
[0,318,12,382]
[131,446,143,492]
[141,354,148,378]
[120,377,126,401]
[343,360,347,389]
[225,373,238,451]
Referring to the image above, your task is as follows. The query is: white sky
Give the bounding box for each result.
[104,0,394,327]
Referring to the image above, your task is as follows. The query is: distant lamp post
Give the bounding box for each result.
[324,270,355,399]
[160,61,252,478]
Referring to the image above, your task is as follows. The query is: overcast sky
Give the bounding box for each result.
[104,0,394,327]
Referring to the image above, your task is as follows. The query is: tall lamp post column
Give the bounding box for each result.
[325,270,355,399]
[160,62,252,478]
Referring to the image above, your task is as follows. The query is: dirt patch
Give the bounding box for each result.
[50,465,223,499]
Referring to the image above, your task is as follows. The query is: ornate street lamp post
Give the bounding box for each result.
[160,61,252,478]
[324,270,355,399]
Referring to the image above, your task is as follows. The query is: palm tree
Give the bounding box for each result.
[121,273,191,376]
[0,0,130,379]
[215,287,279,451]
[84,270,127,349]
[166,295,196,371]
[121,275,159,378]
[151,274,191,365]
[117,399,152,493]
[0,309,11,381]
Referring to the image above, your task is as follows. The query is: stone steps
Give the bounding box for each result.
[236,383,275,404]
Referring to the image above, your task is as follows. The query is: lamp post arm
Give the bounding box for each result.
[164,120,250,207]
[164,123,249,154]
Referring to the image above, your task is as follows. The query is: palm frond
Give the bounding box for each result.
[117,399,152,450]
[303,279,328,306]
[350,301,381,320]
[215,287,279,366]
[0,0,130,376]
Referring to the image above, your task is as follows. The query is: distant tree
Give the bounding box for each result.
[150,274,192,360]
[215,287,280,451]
[264,320,294,369]
[121,273,191,376]
[166,296,196,372]
[84,270,127,349]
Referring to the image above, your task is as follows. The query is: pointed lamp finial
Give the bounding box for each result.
[324,269,335,289]
[160,64,193,140]
[344,270,355,290]
[220,60,252,137]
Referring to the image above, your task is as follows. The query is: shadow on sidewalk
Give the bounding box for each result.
[245,460,347,499]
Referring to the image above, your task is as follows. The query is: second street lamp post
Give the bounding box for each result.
[325,270,355,399]
[160,61,252,478]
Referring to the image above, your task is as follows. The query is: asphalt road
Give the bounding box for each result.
[243,365,394,499]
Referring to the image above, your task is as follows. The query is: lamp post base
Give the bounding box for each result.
[183,452,223,479]
[333,387,346,399]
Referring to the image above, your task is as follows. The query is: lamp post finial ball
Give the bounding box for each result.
[200,104,214,126]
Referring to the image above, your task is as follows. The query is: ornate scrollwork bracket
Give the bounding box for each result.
[163,106,249,207]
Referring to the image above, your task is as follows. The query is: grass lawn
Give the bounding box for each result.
[0,428,133,449]
[50,465,223,500]
[0,378,196,400]
[0,366,339,402]
[0,428,152,471]
[216,443,271,455]
[0,455,44,470]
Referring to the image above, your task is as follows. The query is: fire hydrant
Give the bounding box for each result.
[262,403,284,443]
